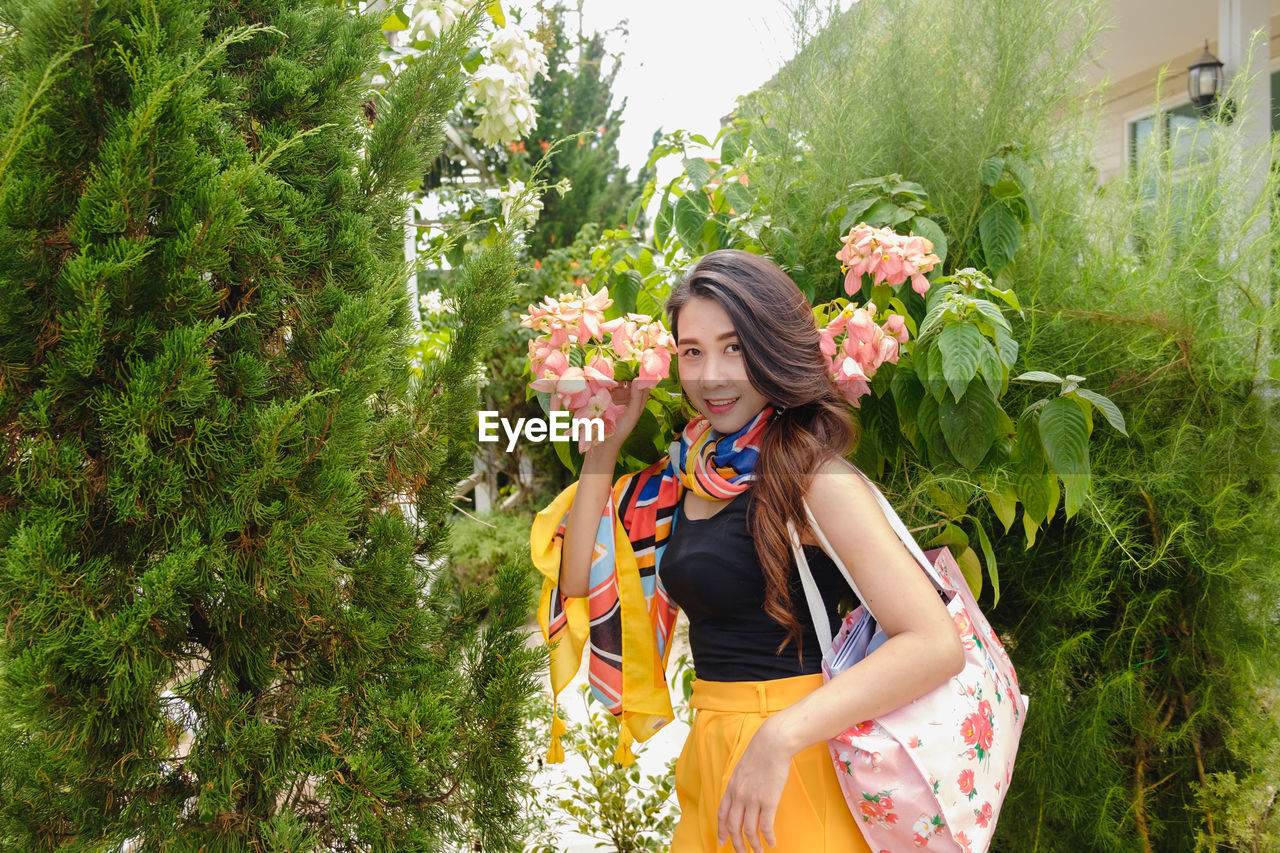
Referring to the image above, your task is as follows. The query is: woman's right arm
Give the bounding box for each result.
[558,384,651,598]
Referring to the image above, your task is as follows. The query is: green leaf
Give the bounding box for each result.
[909,217,948,268]
[1073,388,1127,435]
[1016,370,1063,384]
[993,323,1019,368]
[955,547,983,599]
[990,178,1022,200]
[976,336,1004,399]
[683,157,711,190]
[674,191,709,254]
[917,393,950,467]
[987,483,1017,533]
[929,522,969,550]
[462,45,485,74]
[769,226,799,267]
[1017,469,1053,524]
[971,519,999,607]
[485,0,505,27]
[978,202,1020,275]
[626,196,643,229]
[937,323,984,402]
[921,341,949,403]
[838,197,878,233]
[980,156,1005,187]
[690,133,711,147]
[1022,507,1040,549]
[1037,396,1089,482]
[721,180,753,215]
[862,199,901,227]
[720,130,745,164]
[613,270,642,315]
[382,11,408,30]
[654,199,673,249]
[939,380,999,469]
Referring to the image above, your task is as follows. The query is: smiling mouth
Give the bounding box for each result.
[705,397,739,412]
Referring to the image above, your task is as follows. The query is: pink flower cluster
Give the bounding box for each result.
[819,301,910,407]
[520,282,674,451]
[836,223,940,296]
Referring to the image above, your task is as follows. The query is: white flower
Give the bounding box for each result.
[408,0,467,42]
[498,179,543,228]
[487,25,549,83]
[418,289,456,314]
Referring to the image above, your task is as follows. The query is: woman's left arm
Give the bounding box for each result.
[717,458,966,853]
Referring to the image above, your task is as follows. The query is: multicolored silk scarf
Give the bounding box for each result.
[530,404,776,764]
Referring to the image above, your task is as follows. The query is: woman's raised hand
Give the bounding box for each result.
[592,381,651,458]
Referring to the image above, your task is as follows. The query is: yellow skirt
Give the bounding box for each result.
[669,673,873,852]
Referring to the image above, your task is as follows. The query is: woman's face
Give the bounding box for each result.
[675,296,770,435]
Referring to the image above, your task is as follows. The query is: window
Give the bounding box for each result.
[1127,102,1213,198]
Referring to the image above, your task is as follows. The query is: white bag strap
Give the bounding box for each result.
[789,457,948,658]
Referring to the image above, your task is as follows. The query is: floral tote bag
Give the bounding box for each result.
[789,460,1030,853]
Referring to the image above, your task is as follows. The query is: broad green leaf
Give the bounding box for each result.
[769,226,799,267]
[838,197,878,233]
[1017,370,1063,384]
[929,522,969,550]
[683,157,711,190]
[1018,469,1053,524]
[955,547,983,599]
[863,199,900,226]
[720,130,745,164]
[1074,388,1128,435]
[462,45,484,74]
[917,393,950,467]
[1011,406,1046,476]
[654,198,673,249]
[382,11,408,30]
[674,192,709,254]
[922,341,949,403]
[485,0,505,26]
[990,178,1022,200]
[993,323,1019,367]
[938,323,984,402]
[690,133,711,147]
[987,483,1018,533]
[973,299,1011,332]
[978,202,1020,275]
[980,156,1005,187]
[626,196,643,229]
[909,216,948,268]
[1022,508,1039,549]
[939,380,999,469]
[1004,154,1033,190]
[971,519,1000,607]
[928,483,968,519]
[613,269,642,315]
[722,180,753,215]
[977,336,1004,399]
[1037,396,1089,486]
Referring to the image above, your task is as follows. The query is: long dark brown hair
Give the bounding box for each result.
[665,249,858,657]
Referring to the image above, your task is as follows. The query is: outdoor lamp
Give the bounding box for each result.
[1188,40,1224,116]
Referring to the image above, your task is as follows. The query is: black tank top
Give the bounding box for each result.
[658,488,856,681]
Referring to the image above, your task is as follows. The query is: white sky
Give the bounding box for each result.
[510,0,854,179]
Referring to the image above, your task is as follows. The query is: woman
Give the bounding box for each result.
[541,249,964,853]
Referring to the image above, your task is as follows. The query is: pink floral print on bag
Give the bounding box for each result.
[790,460,1030,853]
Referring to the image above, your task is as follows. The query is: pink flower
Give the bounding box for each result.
[975,802,993,829]
[958,768,976,797]
[883,313,910,343]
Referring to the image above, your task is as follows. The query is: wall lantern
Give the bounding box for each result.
[1188,40,1225,116]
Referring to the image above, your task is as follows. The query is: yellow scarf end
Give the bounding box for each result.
[545,710,567,764]
[612,724,636,766]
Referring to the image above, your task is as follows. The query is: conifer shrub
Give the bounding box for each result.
[0,0,543,849]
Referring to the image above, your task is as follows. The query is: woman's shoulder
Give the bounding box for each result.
[803,455,882,521]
